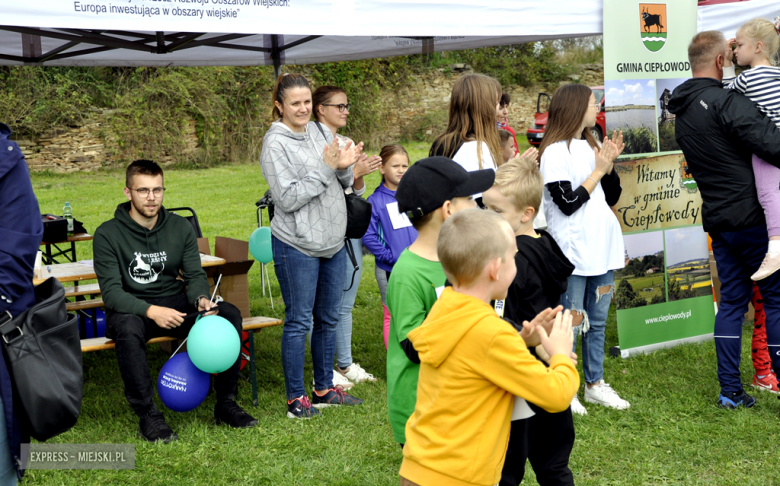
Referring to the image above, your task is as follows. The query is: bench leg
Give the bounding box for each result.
[44,244,53,265]
[249,329,257,407]
[91,305,98,338]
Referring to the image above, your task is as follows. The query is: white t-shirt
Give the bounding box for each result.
[540,139,625,276]
[453,141,497,199]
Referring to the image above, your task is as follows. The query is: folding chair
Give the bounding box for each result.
[168,207,203,238]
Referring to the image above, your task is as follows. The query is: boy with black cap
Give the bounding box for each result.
[386,156,495,448]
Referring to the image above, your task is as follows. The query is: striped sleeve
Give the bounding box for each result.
[724,66,780,130]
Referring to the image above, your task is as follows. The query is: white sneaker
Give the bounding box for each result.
[584,380,630,410]
[312,370,354,390]
[338,362,377,383]
[571,395,588,415]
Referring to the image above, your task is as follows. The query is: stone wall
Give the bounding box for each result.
[384,62,604,142]
[19,113,199,174]
[19,64,603,173]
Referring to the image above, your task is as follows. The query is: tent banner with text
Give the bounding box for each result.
[604,0,715,357]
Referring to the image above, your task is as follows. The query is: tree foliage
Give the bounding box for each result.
[615,279,649,309]
[616,252,664,278]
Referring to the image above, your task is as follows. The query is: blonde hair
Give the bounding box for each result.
[429,73,503,169]
[437,209,513,287]
[738,18,780,66]
[493,157,544,215]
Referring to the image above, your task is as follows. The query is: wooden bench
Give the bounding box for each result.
[80,315,283,406]
[64,283,101,299]
[66,298,104,312]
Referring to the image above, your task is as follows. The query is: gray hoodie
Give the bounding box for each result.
[260,120,354,258]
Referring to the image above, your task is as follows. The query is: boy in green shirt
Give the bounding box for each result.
[386,156,494,446]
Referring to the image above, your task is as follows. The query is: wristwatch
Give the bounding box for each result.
[195,295,209,307]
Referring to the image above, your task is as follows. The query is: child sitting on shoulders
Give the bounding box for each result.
[363,145,417,349]
[399,208,579,486]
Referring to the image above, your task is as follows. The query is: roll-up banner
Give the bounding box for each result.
[604,0,716,358]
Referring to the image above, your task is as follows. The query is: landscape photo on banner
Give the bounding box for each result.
[604,0,714,357]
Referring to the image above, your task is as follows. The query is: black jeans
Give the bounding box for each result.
[105,294,243,416]
[500,403,575,486]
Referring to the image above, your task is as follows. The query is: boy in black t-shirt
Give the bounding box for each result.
[482,157,576,486]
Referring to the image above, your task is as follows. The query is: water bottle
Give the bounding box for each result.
[63,202,74,235]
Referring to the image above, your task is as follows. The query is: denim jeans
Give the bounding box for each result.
[562,271,614,385]
[273,236,347,399]
[0,392,16,486]
[336,238,362,369]
[711,224,780,393]
[105,294,243,416]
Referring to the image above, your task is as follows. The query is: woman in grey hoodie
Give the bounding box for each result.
[260,73,364,418]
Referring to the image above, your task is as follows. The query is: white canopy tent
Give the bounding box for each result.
[0,1,605,71]
[698,0,778,38]
[0,0,774,72]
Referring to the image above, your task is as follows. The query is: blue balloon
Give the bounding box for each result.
[80,309,106,338]
[157,352,210,412]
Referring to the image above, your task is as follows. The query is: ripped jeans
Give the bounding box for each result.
[562,271,613,385]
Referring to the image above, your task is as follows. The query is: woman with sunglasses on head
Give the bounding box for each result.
[312,85,382,389]
[260,74,365,419]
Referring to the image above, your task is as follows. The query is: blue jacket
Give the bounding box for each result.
[0,123,40,480]
[362,183,417,273]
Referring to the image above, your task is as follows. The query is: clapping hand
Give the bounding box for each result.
[322,139,364,171]
[519,305,564,347]
[535,309,574,361]
[353,154,382,179]
[535,346,577,366]
[510,147,540,167]
[594,132,622,176]
[606,130,625,158]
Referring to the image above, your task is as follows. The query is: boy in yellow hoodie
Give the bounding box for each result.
[400,209,580,486]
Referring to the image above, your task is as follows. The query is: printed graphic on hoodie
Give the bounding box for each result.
[129,251,166,284]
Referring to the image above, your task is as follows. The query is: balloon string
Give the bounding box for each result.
[170,274,219,359]
[172,337,188,358]
[210,274,222,305]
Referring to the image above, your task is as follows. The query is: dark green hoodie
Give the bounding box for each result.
[93,202,210,317]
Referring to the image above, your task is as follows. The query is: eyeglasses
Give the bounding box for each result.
[128,187,165,198]
[590,103,601,108]
[321,103,351,113]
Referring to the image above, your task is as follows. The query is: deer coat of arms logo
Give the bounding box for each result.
[640,3,667,52]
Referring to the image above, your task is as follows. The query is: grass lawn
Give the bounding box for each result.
[26,158,780,485]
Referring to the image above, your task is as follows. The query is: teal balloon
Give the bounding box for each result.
[249,227,273,264]
[187,315,241,374]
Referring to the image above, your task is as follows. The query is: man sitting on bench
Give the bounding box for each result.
[93,159,257,443]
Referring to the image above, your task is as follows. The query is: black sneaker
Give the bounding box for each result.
[311,387,364,408]
[215,399,258,429]
[717,390,757,409]
[287,396,321,419]
[139,409,178,443]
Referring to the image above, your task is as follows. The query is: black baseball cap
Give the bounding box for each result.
[396,156,495,218]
